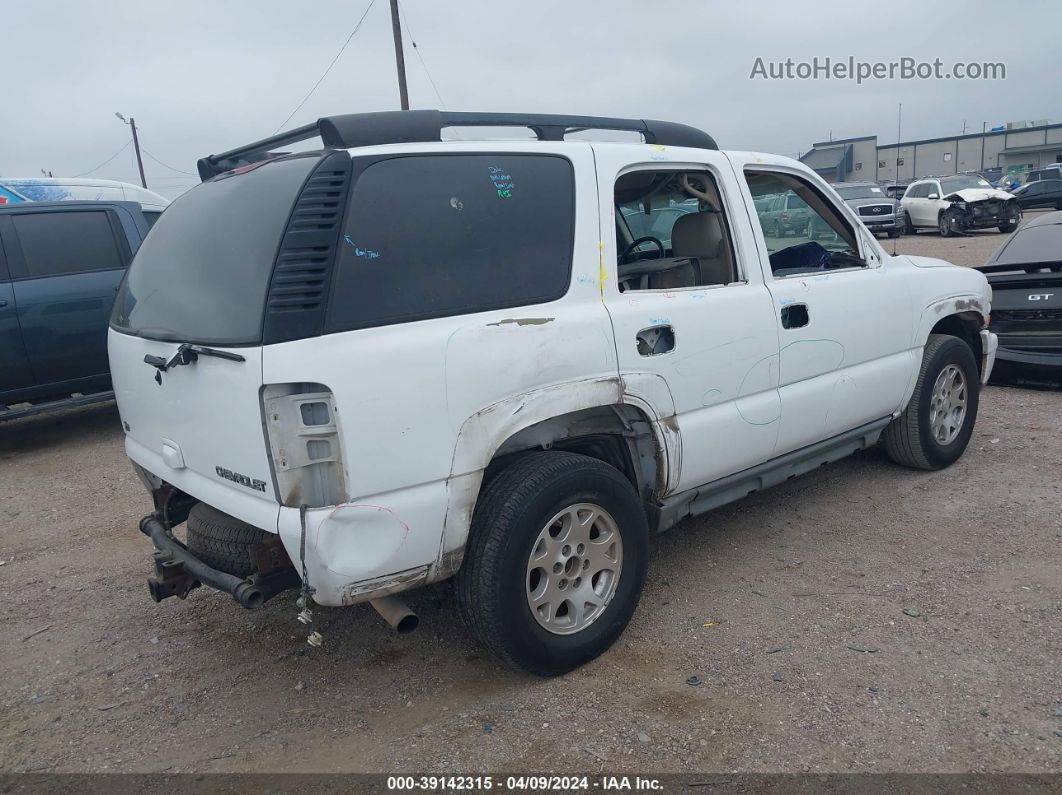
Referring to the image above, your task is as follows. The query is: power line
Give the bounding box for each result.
[142,148,196,176]
[72,140,131,177]
[398,1,445,109]
[272,0,378,133]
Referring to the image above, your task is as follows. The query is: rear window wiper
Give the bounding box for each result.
[144,343,245,384]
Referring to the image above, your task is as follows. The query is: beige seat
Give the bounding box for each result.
[670,212,733,285]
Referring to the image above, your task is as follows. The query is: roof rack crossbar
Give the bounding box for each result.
[197,110,717,180]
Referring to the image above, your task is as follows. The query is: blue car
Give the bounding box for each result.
[1,200,153,420]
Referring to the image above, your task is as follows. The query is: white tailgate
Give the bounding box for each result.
[109,330,279,532]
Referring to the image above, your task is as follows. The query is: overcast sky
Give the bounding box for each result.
[4,0,1059,198]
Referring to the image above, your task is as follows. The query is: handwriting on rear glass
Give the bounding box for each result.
[489,166,514,198]
[344,235,381,260]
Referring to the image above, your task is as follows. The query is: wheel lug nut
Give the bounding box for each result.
[574,577,581,587]
[559,578,567,589]
[553,563,562,573]
[562,545,571,556]
[582,559,590,570]
[577,543,585,554]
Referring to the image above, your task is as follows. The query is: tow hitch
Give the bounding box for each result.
[140,515,299,609]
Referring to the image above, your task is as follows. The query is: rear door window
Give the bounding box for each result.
[326,153,574,332]
[11,211,126,277]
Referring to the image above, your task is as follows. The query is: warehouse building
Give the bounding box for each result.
[800,121,1062,183]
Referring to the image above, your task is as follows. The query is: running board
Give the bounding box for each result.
[648,417,891,533]
[0,391,115,423]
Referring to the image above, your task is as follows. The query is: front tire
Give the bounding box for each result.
[938,211,954,237]
[456,452,649,676]
[883,334,980,470]
[998,222,1018,233]
[904,212,916,235]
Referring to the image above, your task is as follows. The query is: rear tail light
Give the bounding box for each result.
[262,383,348,508]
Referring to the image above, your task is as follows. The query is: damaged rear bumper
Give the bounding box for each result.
[140,514,299,609]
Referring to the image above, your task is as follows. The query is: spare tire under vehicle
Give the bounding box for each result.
[185,502,271,578]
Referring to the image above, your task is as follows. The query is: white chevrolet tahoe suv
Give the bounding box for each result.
[109,111,998,676]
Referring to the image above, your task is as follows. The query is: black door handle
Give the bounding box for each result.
[636,325,675,356]
[781,303,809,329]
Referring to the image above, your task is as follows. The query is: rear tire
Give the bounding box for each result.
[186,502,269,578]
[456,452,649,676]
[883,334,980,470]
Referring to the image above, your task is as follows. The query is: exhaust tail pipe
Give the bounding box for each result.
[370,596,419,634]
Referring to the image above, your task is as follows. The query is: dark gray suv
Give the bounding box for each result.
[831,182,904,238]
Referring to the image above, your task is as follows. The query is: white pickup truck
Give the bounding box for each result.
[108,111,997,676]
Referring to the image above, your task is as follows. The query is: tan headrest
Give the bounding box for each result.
[671,211,724,259]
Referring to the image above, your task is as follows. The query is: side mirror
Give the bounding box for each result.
[927,193,939,200]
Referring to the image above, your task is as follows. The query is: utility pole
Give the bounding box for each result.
[115,112,147,188]
[980,121,987,171]
[389,0,410,110]
[894,103,902,182]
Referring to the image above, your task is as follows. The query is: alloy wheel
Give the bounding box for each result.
[525,503,623,635]
[929,364,967,445]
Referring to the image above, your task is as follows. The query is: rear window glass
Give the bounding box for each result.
[13,211,125,277]
[112,156,317,344]
[326,154,574,332]
[992,224,1062,266]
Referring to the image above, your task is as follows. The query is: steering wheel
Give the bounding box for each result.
[620,236,665,263]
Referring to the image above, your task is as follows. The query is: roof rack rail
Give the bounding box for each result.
[197,110,718,180]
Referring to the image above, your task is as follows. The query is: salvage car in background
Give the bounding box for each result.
[759,191,813,236]
[1023,165,1062,184]
[882,183,909,200]
[0,200,152,420]
[977,211,1062,385]
[1010,179,1062,211]
[831,182,904,238]
[0,177,169,218]
[901,175,1020,236]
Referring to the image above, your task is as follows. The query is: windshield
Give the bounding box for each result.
[835,185,885,200]
[940,176,992,193]
[111,156,317,344]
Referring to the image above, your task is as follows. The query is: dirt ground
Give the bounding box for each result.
[889,222,1014,267]
[1,226,1060,775]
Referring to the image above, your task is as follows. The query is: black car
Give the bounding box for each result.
[883,183,909,200]
[0,200,153,420]
[977,211,1062,385]
[1010,179,1062,211]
